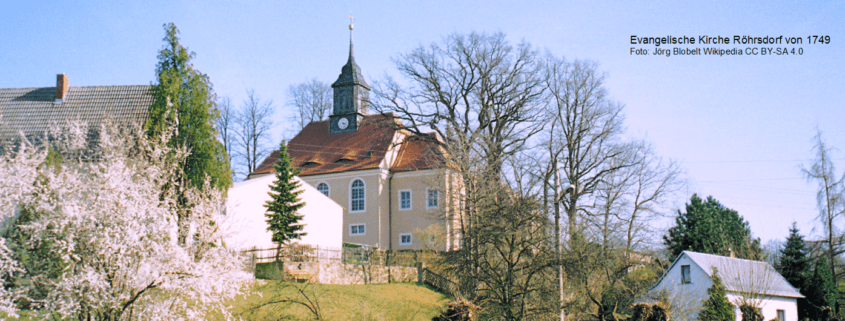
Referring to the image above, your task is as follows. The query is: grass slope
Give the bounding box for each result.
[224,281,450,321]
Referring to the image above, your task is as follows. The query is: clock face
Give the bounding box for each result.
[338,118,349,129]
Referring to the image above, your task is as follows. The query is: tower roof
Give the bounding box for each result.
[332,32,370,89]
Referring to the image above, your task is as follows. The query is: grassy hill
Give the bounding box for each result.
[1,282,449,320]
[222,281,451,321]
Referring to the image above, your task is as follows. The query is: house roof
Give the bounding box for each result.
[658,251,804,298]
[392,133,447,172]
[0,85,153,145]
[249,113,446,178]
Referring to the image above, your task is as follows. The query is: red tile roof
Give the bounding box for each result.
[392,133,447,172]
[249,113,447,178]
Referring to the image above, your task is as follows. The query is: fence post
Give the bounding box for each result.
[387,250,392,284]
[417,262,423,284]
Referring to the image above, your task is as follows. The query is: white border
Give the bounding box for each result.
[349,178,366,212]
[426,188,440,209]
[316,181,330,197]
[399,189,412,210]
[350,223,366,235]
[399,233,412,245]
[681,265,691,284]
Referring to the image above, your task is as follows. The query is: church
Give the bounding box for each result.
[248,29,461,251]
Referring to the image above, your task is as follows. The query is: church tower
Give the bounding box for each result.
[329,20,370,134]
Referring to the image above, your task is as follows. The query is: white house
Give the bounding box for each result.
[647,251,803,321]
[224,174,343,250]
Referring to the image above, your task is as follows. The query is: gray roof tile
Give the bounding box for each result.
[684,251,804,298]
[0,85,153,145]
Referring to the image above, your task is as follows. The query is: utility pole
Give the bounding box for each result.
[554,159,574,321]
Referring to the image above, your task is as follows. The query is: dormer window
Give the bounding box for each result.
[302,162,320,167]
[335,158,354,164]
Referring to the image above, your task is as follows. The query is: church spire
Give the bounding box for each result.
[330,17,370,134]
[333,16,368,89]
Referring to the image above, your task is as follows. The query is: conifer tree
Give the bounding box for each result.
[147,23,231,192]
[698,267,736,321]
[739,303,763,321]
[664,194,763,261]
[807,257,840,318]
[264,141,306,259]
[777,223,811,319]
[147,23,231,246]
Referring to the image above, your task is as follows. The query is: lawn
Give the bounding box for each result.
[220,281,451,321]
[0,282,449,320]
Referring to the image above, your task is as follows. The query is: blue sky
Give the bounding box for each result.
[2,0,843,245]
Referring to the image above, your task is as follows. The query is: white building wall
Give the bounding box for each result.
[650,255,713,320]
[729,294,797,321]
[225,174,343,250]
[650,253,800,321]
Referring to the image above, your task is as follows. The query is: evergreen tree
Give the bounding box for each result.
[807,257,840,318]
[777,223,811,319]
[146,23,231,192]
[664,194,763,261]
[264,141,306,259]
[698,267,736,321]
[739,303,763,321]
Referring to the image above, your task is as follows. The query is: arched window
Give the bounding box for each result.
[351,179,365,212]
[317,183,329,197]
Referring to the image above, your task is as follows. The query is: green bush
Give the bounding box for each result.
[255,262,285,280]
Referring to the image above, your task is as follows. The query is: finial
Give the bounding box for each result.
[347,15,354,62]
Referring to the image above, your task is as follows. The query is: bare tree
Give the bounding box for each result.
[802,128,845,280]
[287,78,332,131]
[372,31,546,298]
[216,96,234,162]
[234,89,274,176]
[474,195,557,320]
[724,259,778,311]
[604,142,684,258]
[540,55,636,321]
[577,146,683,320]
[542,56,633,247]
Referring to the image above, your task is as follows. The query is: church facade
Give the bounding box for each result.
[248,36,460,251]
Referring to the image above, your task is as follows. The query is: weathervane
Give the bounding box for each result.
[348,15,354,40]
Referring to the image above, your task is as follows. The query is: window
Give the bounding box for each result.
[350,224,365,235]
[681,265,691,284]
[335,158,354,164]
[351,179,365,212]
[776,310,785,321]
[400,233,412,245]
[427,189,439,208]
[400,190,412,210]
[317,183,329,197]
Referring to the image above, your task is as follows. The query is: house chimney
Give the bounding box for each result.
[55,74,68,103]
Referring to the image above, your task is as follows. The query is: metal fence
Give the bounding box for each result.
[242,244,440,267]
[420,268,462,298]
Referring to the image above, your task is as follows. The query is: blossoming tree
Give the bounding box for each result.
[0,123,249,320]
